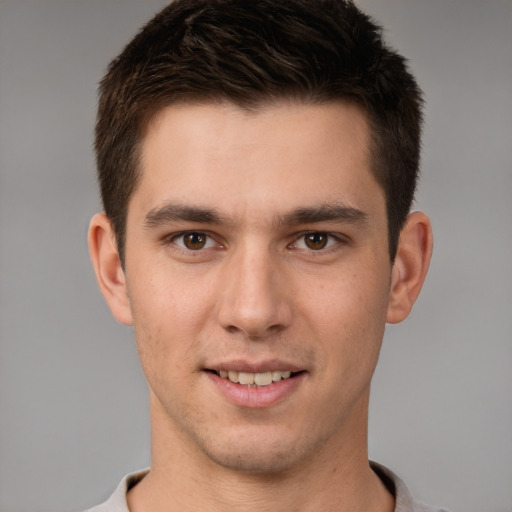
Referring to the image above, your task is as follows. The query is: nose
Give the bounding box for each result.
[216,242,293,339]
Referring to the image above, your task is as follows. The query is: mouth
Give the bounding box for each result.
[207,369,303,387]
[204,365,306,407]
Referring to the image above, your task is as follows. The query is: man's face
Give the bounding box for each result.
[123,101,393,473]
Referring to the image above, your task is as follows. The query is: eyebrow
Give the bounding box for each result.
[277,203,369,227]
[144,203,231,229]
[143,201,368,229]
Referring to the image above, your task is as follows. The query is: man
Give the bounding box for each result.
[87,0,443,510]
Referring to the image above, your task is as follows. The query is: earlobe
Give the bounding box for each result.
[386,211,433,324]
[88,213,133,326]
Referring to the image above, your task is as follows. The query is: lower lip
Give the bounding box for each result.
[205,372,305,408]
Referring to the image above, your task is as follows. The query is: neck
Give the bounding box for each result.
[127,391,394,512]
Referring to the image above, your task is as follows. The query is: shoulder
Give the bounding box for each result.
[84,469,149,512]
[370,461,450,512]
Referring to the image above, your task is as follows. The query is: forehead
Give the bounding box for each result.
[133,101,384,222]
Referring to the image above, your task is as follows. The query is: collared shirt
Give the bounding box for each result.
[85,462,449,512]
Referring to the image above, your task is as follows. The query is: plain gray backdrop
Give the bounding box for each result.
[1,1,511,511]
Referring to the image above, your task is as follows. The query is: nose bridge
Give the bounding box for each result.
[217,238,291,337]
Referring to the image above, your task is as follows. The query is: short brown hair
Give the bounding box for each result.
[95,0,423,264]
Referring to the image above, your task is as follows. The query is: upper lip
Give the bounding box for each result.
[204,359,305,373]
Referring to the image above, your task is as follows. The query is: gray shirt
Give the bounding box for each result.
[86,462,449,512]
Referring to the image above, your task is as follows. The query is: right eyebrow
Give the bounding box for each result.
[143,203,232,229]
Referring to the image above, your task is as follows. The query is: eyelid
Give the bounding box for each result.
[290,231,346,251]
[162,229,347,254]
[164,230,221,251]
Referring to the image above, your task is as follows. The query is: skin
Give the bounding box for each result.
[89,101,432,512]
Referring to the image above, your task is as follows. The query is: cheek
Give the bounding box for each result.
[304,264,389,323]
[129,263,216,328]
[127,273,213,379]
[301,264,390,365]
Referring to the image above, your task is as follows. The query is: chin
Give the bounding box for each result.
[206,445,301,474]
[196,428,322,475]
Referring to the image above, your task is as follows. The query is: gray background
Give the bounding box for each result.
[0,1,511,511]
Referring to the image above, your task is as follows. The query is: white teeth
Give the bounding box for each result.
[218,370,294,387]
[238,372,255,385]
[228,370,239,383]
[272,370,282,382]
[254,371,273,386]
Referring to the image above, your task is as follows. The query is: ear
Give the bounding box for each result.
[386,211,433,324]
[88,213,133,325]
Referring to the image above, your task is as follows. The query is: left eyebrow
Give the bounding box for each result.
[276,203,369,227]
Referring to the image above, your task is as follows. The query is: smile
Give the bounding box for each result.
[206,367,306,407]
[214,370,293,387]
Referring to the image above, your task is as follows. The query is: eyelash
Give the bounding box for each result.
[163,230,346,254]
[164,231,221,253]
[290,232,344,252]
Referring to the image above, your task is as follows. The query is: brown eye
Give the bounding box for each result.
[304,232,328,250]
[183,232,207,250]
